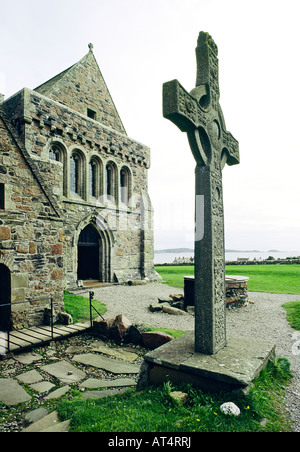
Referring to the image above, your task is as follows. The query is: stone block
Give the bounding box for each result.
[0,226,10,240]
[93,317,115,338]
[110,314,132,342]
[142,331,174,350]
[11,272,28,290]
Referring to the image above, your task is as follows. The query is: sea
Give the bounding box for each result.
[154,250,300,265]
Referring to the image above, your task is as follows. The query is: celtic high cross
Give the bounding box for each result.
[163,32,240,354]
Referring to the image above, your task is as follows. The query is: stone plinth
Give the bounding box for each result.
[138,332,275,393]
[184,275,249,309]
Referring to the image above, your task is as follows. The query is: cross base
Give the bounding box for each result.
[138,332,275,393]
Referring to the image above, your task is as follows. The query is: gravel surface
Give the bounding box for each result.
[92,283,300,432]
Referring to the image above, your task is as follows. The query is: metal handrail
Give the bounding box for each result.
[89,291,105,326]
[0,295,63,354]
[0,293,67,355]
[0,290,102,354]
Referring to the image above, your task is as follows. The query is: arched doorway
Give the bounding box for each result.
[77,224,100,281]
[0,264,11,332]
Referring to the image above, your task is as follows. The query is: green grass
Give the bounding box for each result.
[64,291,107,323]
[282,300,300,330]
[145,325,187,338]
[156,264,300,294]
[57,358,292,432]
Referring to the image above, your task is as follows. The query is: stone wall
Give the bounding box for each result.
[0,110,64,329]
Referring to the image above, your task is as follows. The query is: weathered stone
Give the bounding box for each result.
[92,317,115,338]
[73,353,140,374]
[91,344,139,362]
[45,385,71,400]
[141,331,275,392]
[0,378,31,405]
[142,331,174,350]
[0,226,10,240]
[127,324,148,345]
[79,378,136,389]
[169,391,188,405]
[149,303,164,312]
[220,402,241,416]
[41,360,86,383]
[81,388,128,400]
[57,311,73,325]
[29,381,55,394]
[24,408,49,426]
[169,294,184,301]
[14,352,42,365]
[162,305,186,315]
[16,369,43,384]
[110,314,132,342]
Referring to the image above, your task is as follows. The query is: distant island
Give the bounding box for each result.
[154,248,194,254]
[153,248,279,254]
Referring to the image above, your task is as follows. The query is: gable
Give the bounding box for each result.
[34,46,126,135]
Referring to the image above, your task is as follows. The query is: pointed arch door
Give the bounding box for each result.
[77,224,100,281]
[0,264,11,332]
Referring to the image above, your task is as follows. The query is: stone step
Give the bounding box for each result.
[22,410,70,432]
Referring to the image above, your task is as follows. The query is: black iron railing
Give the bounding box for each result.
[0,290,101,355]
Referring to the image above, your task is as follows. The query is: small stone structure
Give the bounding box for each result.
[184,275,249,309]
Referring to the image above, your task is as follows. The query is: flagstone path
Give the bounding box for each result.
[0,334,145,432]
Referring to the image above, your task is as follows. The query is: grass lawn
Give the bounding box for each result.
[64,291,107,323]
[282,300,300,330]
[156,264,300,294]
[57,358,292,432]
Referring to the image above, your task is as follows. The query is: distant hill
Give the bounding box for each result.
[154,248,266,254]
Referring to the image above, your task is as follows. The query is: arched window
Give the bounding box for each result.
[106,162,117,202]
[49,144,61,161]
[89,160,97,198]
[120,166,131,205]
[70,154,79,194]
[70,151,84,197]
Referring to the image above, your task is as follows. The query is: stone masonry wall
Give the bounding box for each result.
[0,112,64,329]
[3,88,157,287]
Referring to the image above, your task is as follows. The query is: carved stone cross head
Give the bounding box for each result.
[163,31,239,171]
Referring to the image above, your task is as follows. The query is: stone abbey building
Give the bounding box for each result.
[0,44,157,330]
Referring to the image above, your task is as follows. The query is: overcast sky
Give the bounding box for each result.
[1,0,299,252]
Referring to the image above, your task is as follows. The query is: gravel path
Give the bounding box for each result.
[92,283,300,432]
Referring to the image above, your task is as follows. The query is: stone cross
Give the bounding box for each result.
[163,32,240,355]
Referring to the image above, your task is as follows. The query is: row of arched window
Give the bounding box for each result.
[49,142,132,205]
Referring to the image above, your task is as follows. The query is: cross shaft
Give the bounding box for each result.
[163,32,239,354]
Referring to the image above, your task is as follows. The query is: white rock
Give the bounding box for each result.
[220,402,240,416]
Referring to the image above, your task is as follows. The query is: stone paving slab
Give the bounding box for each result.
[30,381,55,394]
[14,352,43,365]
[0,378,31,406]
[45,385,71,400]
[24,408,49,425]
[79,377,137,389]
[41,419,70,432]
[81,388,129,399]
[91,345,139,362]
[23,410,60,432]
[41,360,86,383]
[16,369,43,384]
[73,353,140,374]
